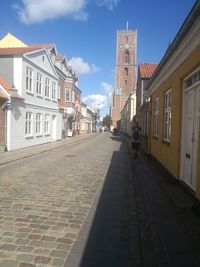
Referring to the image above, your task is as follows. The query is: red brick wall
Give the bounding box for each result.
[112,30,137,127]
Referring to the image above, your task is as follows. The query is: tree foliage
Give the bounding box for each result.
[102,115,112,128]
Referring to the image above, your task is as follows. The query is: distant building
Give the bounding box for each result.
[136,63,158,153]
[111,25,137,128]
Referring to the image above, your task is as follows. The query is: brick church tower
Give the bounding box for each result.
[111,25,137,128]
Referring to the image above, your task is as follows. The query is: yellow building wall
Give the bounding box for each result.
[150,44,200,188]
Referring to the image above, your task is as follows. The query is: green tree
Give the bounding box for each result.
[103,115,112,128]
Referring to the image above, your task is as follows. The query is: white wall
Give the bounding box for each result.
[7,100,62,151]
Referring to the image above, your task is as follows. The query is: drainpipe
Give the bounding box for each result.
[2,97,12,151]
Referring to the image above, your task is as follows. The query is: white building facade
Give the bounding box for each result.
[0,35,62,150]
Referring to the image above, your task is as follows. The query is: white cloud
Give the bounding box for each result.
[68,57,99,76]
[96,0,120,10]
[82,82,113,111]
[83,94,108,110]
[14,0,88,24]
[101,82,113,98]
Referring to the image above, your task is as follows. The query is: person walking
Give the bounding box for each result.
[131,121,141,158]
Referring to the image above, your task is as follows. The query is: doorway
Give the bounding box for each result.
[181,80,200,190]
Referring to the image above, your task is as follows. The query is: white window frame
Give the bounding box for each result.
[52,81,57,101]
[25,112,33,136]
[36,113,42,135]
[65,88,71,102]
[36,73,42,96]
[44,114,50,135]
[45,78,50,98]
[58,85,61,100]
[153,97,159,137]
[26,67,33,93]
[163,89,172,142]
[72,90,75,104]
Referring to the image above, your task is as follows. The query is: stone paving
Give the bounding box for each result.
[0,133,134,267]
[1,133,200,267]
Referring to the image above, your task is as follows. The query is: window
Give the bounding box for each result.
[72,90,75,103]
[58,85,61,100]
[36,113,42,135]
[45,78,50,98]
[52,82,57,100]
[125,50,130,64]
[36,73,42,96]
[164,89,172,142]
[26,67,33,93]
[184,69,200,89]
[124,67,128,76]
[44,114,50,134]
[153,97,159,137]
[25,112,32,136]
[65,88,71,102]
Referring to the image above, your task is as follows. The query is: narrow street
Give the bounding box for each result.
[0,133,200,267]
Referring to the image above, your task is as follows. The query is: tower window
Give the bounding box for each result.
[124,68,128,76]
[125,50,130,64]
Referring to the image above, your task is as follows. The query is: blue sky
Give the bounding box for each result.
[0,0,196,116]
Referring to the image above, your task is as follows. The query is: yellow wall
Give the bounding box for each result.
[0,33,28,48]
[150,44,200,185]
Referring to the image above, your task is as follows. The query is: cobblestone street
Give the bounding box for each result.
[1,133,200,267]
[0,133,134,267]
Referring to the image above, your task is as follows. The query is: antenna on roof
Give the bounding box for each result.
[126,21,129,31]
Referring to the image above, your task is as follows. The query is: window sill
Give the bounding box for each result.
[25,135,34,139]
[44,133,50,136]
[36,95,43,99]
[162,140,171,146]
[44,97,51,101]
[26,91,34,96]
[52,99,57,103]
[36,134,43,137]
[153,135,159,140]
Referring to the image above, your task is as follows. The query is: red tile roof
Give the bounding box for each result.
[55,55,65,61]
[0,76,24,100]
[29,44,55,49]
[139,63,158,78]
[0,47,40,55]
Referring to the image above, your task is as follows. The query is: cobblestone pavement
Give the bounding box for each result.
[1,133,200,267]
[0,133,135,267]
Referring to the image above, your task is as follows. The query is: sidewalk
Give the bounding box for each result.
[121,133,195,213]
[0,133,96,166]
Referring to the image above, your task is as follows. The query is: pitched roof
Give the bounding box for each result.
[0,76,24,100]
[139,63,158,78]
[0,47,41,55]
[0,33,28,48]
[29,44,55,49]
[55,55,65,61]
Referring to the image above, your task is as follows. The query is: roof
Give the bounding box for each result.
[0,33,28,48]
[0,47,41,55]
[0,76,24,100]
[147,0,200,90]
[139,63,158,78]
[55,55,65,61]
[29,44,55,49]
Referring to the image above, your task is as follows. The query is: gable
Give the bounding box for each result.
[24,49,58,78]
[0,33,28,48]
